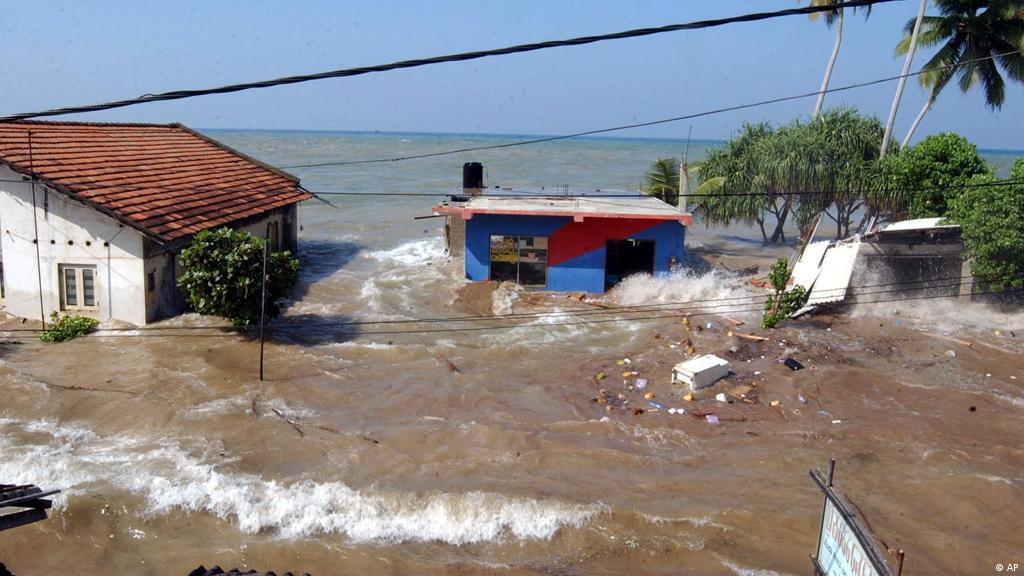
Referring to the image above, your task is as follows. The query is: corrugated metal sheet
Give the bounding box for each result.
[791,240,830,290]
[807,241,861,305]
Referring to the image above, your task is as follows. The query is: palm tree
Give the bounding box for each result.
[807,1,872,118]
[644,158,680,206]
[881,0,927,158]
[899,0,1024,146]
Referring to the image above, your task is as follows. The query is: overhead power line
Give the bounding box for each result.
[0,274,1012,337]
[279,48,1024,169]
[0,0,900,123]
[0,176,1020,200]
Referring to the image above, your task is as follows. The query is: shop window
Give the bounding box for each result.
[489,235,548,287]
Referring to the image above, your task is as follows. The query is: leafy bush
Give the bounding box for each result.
[948,159,1024,291]
[763,259,807,329]
[39,311,99,342]
[884,133,992,218]
[177,227,300,326]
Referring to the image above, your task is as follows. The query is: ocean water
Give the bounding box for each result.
[0,130,1021,575]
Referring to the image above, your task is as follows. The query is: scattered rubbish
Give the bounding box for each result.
[648,400,667,411]
[986,373,992,378]
[798,394,807,404]
[624,358,631,365]
[272,408,305,437]
[681,318,690,326]
[969,406,977,412]
[944,350,957,358]
[622,370,637,378]
[728,385,753,398]
[635,378,648,390]
[705,322,713,330]
[894,319,903,326]
[672,354,732,390]
[783,358,804,371]
[770,400,781,407]
[643,392,656,400]
[668,407,685,415]
[733,332,770,342]
[596,371,607,380]
[600,416,611,422]
[715,393,728,403]
[753,371,762,376]
[706,415,720,425]
[359,435,380,445]
[831,420,842,424]
[633,408,645,416]
[725,318,745,327]
[435,352,461,373]
[683,392,694,402]
[616,359,626,366]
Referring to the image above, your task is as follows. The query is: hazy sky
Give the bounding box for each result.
[2,1,1021,149]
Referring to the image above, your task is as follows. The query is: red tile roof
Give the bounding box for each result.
[0,120,312,241]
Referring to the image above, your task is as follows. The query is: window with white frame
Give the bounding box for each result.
[59,264,98,310]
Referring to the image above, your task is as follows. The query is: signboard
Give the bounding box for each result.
[817,497,882,576]
[811,460,903,576]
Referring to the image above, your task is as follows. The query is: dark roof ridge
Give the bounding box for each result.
[2,119,179,128]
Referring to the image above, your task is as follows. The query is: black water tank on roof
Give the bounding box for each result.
[463,162,483,189]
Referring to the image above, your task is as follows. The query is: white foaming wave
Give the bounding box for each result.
[366,238,446,266]
[491,282,522,316]
[185,396,317,420]
[607,269,755,311]
[721,559,789,576]
[0,418,598,544]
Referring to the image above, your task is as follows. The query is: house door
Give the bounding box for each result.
[605,239,655,289]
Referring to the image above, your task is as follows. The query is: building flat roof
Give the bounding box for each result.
[434,195,692,225]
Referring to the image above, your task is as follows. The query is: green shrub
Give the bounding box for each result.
[177,227,300,326]
[763,258,807,329]
[884,133,992,218]
[39,311,99,342]
[948,159,1024,291]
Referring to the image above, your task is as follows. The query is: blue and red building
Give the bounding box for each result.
[435,194,692,293]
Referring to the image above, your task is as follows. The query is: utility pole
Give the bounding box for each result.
[258,223,270,381]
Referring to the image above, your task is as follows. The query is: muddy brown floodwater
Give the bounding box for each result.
[2,128,1022,576]
[1,277,1021,575]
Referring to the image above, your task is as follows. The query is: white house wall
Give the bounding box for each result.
[0,167,147,325]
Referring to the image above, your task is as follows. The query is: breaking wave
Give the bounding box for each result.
[607,269,756,311]
[0,418,598,545]
[365,238,446,266]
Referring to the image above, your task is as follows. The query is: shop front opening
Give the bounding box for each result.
[605,239,654,289]
[489,235,548,287]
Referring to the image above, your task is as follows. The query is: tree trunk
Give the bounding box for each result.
[757,216,768,244]
[881,0,926,158]
[903,93,935,147]
[769,203,791,244]
[813,8,843,119]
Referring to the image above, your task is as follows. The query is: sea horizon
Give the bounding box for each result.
[200,126,1024,156]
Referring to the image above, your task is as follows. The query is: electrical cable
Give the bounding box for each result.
[0,0,899,123]
[0,274,1013,337]
[277,48,1024,169]
[0,176,1019,200]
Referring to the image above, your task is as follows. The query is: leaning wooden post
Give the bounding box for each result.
[258,225,270,381]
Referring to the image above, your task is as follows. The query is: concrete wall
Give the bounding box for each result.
[464,213,686,293]
[233,205,299,253]
[1,169,303,325]
[0,167,148,325]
